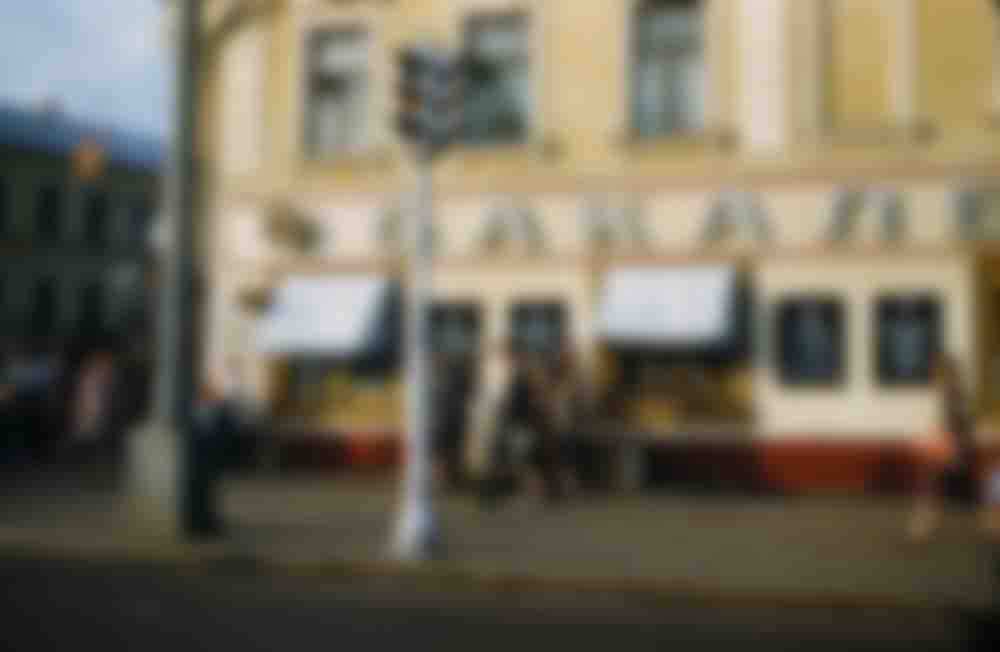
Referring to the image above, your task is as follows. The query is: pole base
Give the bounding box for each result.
[390,501,442,562]
[124,419,181,537]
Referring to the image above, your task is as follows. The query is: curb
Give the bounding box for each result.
[0,534,989,614]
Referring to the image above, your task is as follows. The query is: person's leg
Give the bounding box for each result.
[909,465,944,541]
[534,431,564,504]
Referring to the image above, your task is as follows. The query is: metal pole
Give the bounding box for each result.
[145,0,201,536]
[392,147,439,560]
[157,0,200,428]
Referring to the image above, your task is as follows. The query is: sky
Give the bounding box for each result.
[0,1,169,139]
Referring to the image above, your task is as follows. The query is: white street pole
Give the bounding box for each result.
[392,147,439,560]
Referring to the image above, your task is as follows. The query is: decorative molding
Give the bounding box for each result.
[614,125,739,152]
[702,191,770,244]
[582,195,652,253]
[265,199,323,253]
[479,198,546,254]
[827,188,907,244]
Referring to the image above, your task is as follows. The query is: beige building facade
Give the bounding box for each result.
[197,0,1000,489]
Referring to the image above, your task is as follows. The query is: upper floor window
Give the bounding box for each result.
[632,0,705,139]
[83,189,110,250]
[305,28,370,159]
[36,185,63,244]
[461,13,531,145]
[79,280,106,335]
[30,277,58,337]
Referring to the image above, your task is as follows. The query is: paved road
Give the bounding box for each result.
[0,557,992,651]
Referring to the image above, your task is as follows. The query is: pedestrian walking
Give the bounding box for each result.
[907,353,975,542]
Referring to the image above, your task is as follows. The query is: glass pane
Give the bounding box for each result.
[674,53,705,131]
[639,3,700,51]
[469,17,526,57]
[315,32,368,73]
[634,60,666,136]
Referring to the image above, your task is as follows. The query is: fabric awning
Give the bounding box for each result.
[258,276,396,357]
[598,266,738,347]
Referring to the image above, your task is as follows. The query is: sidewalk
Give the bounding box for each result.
[0,470,996,610]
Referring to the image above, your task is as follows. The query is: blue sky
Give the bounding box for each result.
[0,1,168,139]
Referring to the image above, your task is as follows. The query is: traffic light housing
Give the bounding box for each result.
[395,45,464,156]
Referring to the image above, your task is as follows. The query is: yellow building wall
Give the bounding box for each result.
[826,0,892,130]
[916,0,995,132]
[755,255,976,439]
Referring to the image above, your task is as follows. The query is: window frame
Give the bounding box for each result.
[35,183,64,245]
[430,301,483,358]
[773,294,848,389]
[82,187,110,250]
[630,0,707,140]
[873,292,943,388]
[508,299,567,356]
[303,26,372,161]
[30,276,59,337]
[459,11,534,147]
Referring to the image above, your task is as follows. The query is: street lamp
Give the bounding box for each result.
[129,0,204,538]
[391,45,464,561]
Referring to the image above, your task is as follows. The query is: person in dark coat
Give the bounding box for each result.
[432,352,474,492]
[185,383,235,537]
[479,342,564,508]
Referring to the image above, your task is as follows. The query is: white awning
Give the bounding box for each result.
[258,276,393,356]
[598,266,737,346]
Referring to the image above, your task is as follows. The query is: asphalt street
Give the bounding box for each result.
[0,556,993,651]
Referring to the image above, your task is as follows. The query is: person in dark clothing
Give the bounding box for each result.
[908,353,975,541]
[479,343,564,508]
[185,384,234,538]
[432,352,474,492]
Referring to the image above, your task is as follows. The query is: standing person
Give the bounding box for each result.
[476,340,528,509]
[545,345,592,497]
[69,348,117,460]
[186,380,234,537]
[907,353,975,541]
[431,351,473,492]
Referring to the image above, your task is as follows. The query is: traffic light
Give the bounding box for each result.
[395,45,464,156]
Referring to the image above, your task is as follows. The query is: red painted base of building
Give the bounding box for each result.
[272,430,1000,497]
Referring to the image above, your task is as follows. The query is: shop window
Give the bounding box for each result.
[510,301,565,355]
[632,0,705,139]
[305,28,370,159]
[430,302,482,358]
[875,294,942,386]
[35,184,63,244]
[775,297,846,386]
[461,12,531,145]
